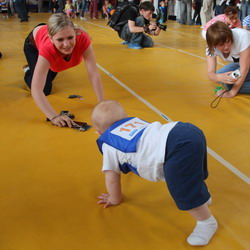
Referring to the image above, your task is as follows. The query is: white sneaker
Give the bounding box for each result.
[80,17,87,20]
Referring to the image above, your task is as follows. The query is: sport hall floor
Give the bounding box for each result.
[0,13,249,250]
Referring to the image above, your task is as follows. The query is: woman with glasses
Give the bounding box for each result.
[201,6,242,39]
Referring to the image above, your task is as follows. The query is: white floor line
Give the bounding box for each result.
[97,63,250,185]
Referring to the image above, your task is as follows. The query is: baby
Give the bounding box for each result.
[91,100,218,246]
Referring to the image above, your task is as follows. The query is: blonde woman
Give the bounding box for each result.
[23,13,104,127]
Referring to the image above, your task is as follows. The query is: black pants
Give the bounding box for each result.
[23,28,57,96]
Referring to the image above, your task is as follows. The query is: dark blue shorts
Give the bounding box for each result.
[163,122,210,210]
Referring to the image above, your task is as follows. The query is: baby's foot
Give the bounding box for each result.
[187,215,218,246]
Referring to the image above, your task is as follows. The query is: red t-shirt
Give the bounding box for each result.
[35,25,91,72]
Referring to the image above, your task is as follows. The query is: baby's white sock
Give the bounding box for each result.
[187,215,218,246]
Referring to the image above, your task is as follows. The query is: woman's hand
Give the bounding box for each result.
[216,89,237,98]
[217,72,238,84]
[51,115,75,127]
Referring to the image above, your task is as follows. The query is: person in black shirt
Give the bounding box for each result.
[119,1,161,49]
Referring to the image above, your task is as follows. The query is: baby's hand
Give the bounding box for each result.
[97,193,121,208]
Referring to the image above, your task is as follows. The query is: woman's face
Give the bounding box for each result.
[216,40,232,54]
[226,14,238,25]
[50,26,76,55]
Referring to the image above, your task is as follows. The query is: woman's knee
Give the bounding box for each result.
[216,63,239,74]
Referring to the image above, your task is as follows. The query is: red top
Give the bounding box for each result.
[35,25,91,72]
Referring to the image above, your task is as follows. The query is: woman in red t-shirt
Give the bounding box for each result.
[23,13,104,127]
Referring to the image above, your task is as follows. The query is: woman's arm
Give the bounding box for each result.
[224,46,250,97]
[83,45,104,102]
[31,56,75,127]
[207,55,236,84]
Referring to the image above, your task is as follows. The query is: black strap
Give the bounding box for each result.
[210,90,229,108]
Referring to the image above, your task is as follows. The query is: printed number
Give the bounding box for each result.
[119,121,145,132]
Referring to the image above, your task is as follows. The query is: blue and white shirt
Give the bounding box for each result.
[97,117,178,182]
[243,15,250,30]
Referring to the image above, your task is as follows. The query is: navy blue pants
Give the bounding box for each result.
[163,122,210,210]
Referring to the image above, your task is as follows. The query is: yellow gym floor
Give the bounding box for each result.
[0,13,249,250]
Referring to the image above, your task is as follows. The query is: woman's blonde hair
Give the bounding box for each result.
[47,13,84,37]
[206,21,234,55]
[91,100,128,133]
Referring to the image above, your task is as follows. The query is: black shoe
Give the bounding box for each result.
[0,52,2,58]
[20,19,28,22]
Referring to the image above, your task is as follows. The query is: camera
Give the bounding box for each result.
[72,121,91,132]
[229,69,241,80]
[154,10,167,31]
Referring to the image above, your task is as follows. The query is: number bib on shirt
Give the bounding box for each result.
[97,117,150,153]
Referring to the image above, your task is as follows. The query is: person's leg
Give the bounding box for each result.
[163,122,218,246]
[23,34,57,96]
[89,0,93,18]
[22,0,28,17]
[15,0,28,21]
[80,0,86,18]
[129,16,145,46]
[219,1,226,14]
[186,0,193,24]
[93,0,98,18]
[217,63,250,93]
[187,204,218,246]
[204,0,213,23]
[196,3,202,24]
[200,6,206,27]
[120,23,132,43]
[241,3,246,21]
[9,0,15,16]
[175,0,181,21]
[141,34,154,48]
[179,0,187,24]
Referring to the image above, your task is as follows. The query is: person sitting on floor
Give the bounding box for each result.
[206,21,250,97]
[202,6,242,39]
[117,1,161,49]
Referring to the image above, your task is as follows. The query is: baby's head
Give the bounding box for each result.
[91,100,128,134]
[159,0,165,7]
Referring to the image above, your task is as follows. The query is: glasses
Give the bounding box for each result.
[228,15,238,20]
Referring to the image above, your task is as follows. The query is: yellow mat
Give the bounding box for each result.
[0,13,249,250]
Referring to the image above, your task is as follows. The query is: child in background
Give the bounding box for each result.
[0,0,8,19]
[158,0,167,23]
[51,0,59,13]
[65,0,76,18]
[202,6,242,39]
[91,100,218,246]
[102,0,114,19]
[242,15,250,30]
[73,0,81,17]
